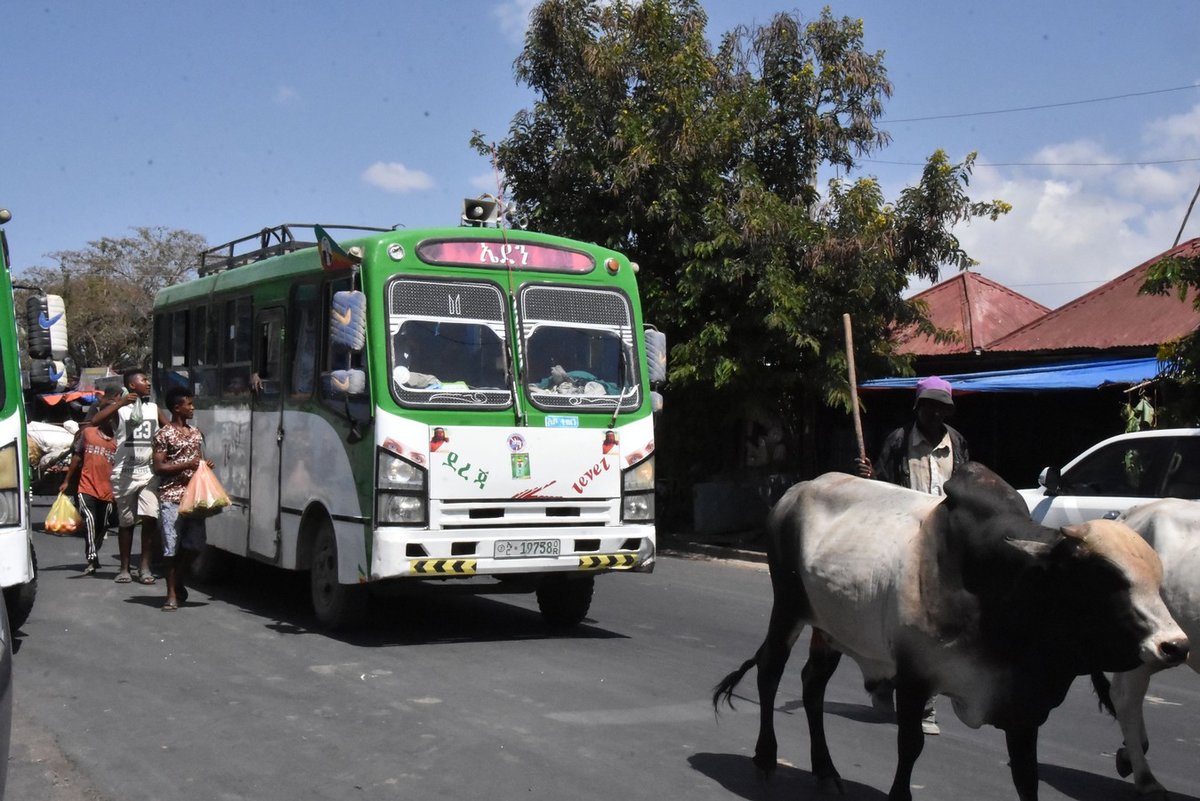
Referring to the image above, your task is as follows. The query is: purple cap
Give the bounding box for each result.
[914,376,953,408]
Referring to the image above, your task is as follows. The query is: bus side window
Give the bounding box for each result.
[190,304,218,399]
[290,284,320,398]
[152,310,191,394]
[253,311,282,399]
[222,296,253,398]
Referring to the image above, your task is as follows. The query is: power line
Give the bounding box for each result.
[865,156,1200,167]
[883,84,1199,123]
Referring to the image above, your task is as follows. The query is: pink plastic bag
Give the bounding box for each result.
[179,461,230,518]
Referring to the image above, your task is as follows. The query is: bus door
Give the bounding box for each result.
[248,308,284,560]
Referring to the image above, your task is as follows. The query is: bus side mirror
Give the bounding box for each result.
[330,291,366,352]
[644,326,667,388]
[26,294,68,361]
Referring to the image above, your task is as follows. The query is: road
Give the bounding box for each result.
[7,530,1200,801]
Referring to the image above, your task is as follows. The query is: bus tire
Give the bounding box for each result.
[310,519,367,630]
[3,544,37,631]
[190,544,232,584]
[536,575,594,628]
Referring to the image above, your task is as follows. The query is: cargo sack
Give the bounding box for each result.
[178,461,230,518]
[44,492,81,535]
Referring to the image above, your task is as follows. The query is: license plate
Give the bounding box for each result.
[494,539,561,559]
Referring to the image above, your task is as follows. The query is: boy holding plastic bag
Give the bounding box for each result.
[60,392,119,573]
[151,387,213,611]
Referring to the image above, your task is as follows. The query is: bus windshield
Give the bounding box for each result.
[519,284,641,413]
[387,278,513,409]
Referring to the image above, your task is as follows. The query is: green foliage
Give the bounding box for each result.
[17,226,206,369]
[476,0,1008,479]
[1140,253,1200,425]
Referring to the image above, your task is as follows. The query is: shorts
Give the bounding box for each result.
[113,474,160,527]
[160,501,207,558]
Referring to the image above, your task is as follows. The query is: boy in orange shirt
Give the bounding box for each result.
[61,392,119,575]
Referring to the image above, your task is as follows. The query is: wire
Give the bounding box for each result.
[883,84,1199,123]
[865,157,1200,168]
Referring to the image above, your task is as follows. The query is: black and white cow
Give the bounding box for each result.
[1092,498,1200,799]
[713,463,1188,801]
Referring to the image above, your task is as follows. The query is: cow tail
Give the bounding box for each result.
[1090,671,1117,718]
[712,657,757,713]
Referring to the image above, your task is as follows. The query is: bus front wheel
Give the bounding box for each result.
[309,519,367,630]
[536,575,594,628]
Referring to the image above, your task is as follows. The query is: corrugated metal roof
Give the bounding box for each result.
[894,271,1050,356]
[989,238,1200,352]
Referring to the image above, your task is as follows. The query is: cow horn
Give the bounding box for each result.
[1003,537,1051,557]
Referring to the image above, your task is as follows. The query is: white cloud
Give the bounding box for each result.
[493,0,539,45]
[273,86,300,105]
[1142,102,1200,156]
[907,104,1200,309]
[361,162,435,193]
[950,162,1195,309]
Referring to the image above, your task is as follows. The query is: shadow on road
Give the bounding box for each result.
[1040,762,1200,801]
[688,752,887,800]
[182,555,628,647]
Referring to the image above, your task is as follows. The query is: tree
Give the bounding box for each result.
[476,0,1008,486]
[18,226,206,370]
[1139,250,1200,424]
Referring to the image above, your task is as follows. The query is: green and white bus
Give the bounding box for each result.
[0,209,38,630]
[152,203,664,629]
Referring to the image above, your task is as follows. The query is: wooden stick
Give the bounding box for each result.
[843,313,867,462]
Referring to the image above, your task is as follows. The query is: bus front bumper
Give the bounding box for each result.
[370,525,656,580]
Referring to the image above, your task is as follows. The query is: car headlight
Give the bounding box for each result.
[376,448,427,525]
[622,455,654,523]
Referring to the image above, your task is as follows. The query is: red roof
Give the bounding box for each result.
[989,238,1200,353]
[895,271,1050,356]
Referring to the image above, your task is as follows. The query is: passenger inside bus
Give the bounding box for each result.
[525,326,624,395]
[391,320,506,391]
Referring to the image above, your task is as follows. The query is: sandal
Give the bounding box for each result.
[138,570,157,585]
[114,571,133,584]
[161,601,178,612]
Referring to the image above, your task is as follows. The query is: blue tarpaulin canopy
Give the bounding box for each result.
[860,357,1163,393]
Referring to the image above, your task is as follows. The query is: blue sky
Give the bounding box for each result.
[3,1,1198,309]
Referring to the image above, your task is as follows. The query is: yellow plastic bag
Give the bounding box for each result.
[45,492,81,535]
[179,461,230,518]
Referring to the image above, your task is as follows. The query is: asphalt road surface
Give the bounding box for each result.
[7,530,1200,801]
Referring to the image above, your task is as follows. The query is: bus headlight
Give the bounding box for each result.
[377,492,426,525]
[621,455,655,523]
[378,450,425,490]
[376,448,427,525]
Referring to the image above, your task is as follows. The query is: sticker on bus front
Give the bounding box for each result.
[544,415,579,428]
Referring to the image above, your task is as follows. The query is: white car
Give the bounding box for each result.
[1019,429,1200,527]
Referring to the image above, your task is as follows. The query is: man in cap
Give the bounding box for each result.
[855,375,969,494]
[851,375,969,734]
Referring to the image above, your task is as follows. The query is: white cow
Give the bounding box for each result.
[714,463,1189,801]
[1105,498,1200,799]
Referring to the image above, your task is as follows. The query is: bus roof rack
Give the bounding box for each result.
[199,223,391,276]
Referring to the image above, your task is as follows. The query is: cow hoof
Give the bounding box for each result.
[752,754,777,779]
[817,775,846,795]
[1115,747,1132,778]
